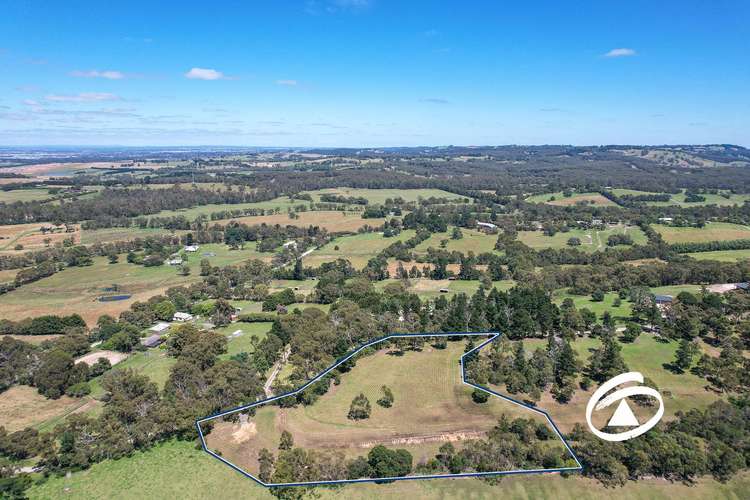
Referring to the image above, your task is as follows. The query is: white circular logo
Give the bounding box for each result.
[585,371,664,442]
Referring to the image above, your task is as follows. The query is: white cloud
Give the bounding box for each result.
[276,79,298,86]
[22,99,41,106]
[45,92,121,102]
[185,68,226,80]
[604,48,636,58]
[70,70,125,80]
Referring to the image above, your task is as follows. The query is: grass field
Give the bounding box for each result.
[79,227,184,245]
[214,322,272,359]
[654,222,750,244]
[303,188,468,204]
[0,222,80,254]
[525,191,617,207]
[374,278,515,299]
[303,230,416,269]
[25,439,750,500]
[230,210,386,233]
[203,340,561,477]
[611,188,750,207]
[0,188,55,203]
[0,385,95,432]
[149,196,307,220]
[552,290,633,323]
[687,249,750,262]
[88,350,176,397]
[413,227,499,255]
[518,225,647,251]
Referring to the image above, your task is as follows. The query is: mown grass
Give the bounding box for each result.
[611,188,750,207]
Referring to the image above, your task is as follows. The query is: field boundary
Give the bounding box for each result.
[195,331,584,488]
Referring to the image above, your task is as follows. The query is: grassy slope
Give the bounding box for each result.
[687,249,750,262]
[413,227,500,255]
[611,188,750,207]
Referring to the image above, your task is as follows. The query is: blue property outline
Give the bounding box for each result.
[195,332,584,487]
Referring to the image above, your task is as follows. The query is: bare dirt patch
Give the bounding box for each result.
[75,350,129,366]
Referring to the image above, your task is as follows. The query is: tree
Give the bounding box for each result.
[674,339,699,372]
[279,430,294,450]
[567,237,581,247]
[377,386,394,408]
[367,445,412,478]
[471,388,489,403]
[348,393,371,420]
[33,349,74,399]
[621,322,641,343]
[592,290,605,302]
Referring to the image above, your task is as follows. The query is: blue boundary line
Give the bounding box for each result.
[195,331,584,487]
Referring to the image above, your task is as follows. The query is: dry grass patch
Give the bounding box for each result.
[230,211,385,232]
[0,385,89,432]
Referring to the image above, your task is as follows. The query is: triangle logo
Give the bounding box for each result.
[607,399,639,427]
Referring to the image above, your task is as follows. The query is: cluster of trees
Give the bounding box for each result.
[0,335,110,399]
[572,396,750,486]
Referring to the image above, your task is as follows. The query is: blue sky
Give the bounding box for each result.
[1,0,748,146]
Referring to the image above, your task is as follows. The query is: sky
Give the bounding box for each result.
[1,0,748,147]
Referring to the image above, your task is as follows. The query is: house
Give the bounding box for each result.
[173,312,194,322]
[167,258,183,266]
[477,221,498,233]
[184,245,200,252]
[283,241,297,249]
[654,294,674,305]
[737,282,750,291]
[658,217,674,223]
[141,335,164,348]
[149,322,170,333]
[439,288,449,293]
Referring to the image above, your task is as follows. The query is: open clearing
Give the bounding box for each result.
[0,385,92,432]
[203,340,559,477]
[148,196,307,221]
[654,222,750,244]
[0,188,56,203]
[525,191,617,207]
[26,439,750,500]
[518,225,647,251]
[611,188,750,207]
[230,210,385,233]
[75,350,128,366]
[303,188,467,204]
[0,222,80,253]
[303,230,416,269]
[413,227,500,255]
[687,248,750,261]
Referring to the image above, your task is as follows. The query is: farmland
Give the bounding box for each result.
[518,225,647,251]
[653,222,750,244]
[413,227,500,254]
[611,188,750,207]
[0,243,269,325]
[303,230,416,269]
[525,191,617,207]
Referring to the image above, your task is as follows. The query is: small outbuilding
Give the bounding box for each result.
[173,312,194,322]
[149,322,170,333]
[141,335,164,348]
